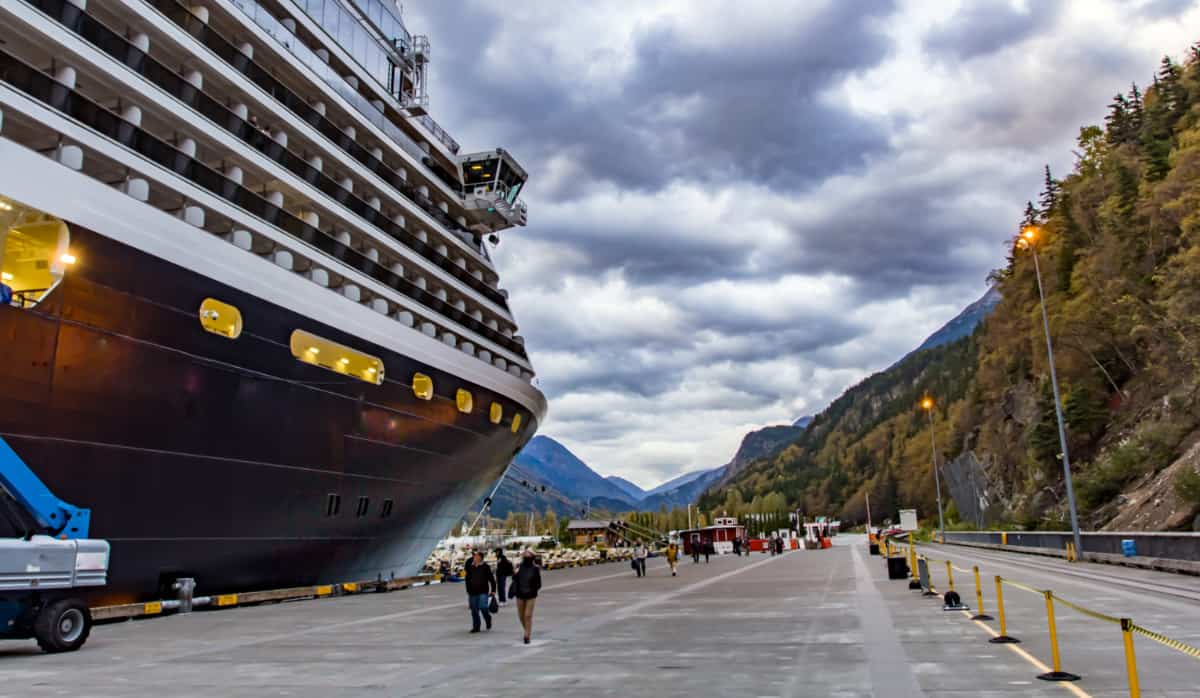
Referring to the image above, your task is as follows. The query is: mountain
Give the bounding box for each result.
[640,466,726,510]
[716,424,808,486]
[794,416,814,429]
[606,476,647,501]
[644,468,713,498]
[911,286,1001,355]
[702,46,1200,532]
[514,436,637,503]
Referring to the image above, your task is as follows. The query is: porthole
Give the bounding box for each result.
[489,402,503,425]
[289,329,384,385]
[412,372,434,400]
[198,298,243,339]
[511,413,522,433]
[456,389,473,413]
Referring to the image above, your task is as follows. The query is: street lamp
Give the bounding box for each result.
[921,396,946,542]
[1018,226,1083,559]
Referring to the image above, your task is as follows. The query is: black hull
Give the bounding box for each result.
[0,224,537,604]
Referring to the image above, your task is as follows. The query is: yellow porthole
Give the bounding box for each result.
[489,402,503,424]
[289,329,383,385]
[199,298,243,339]
[511,413,522,433]
[412,372,434,400]
[456,389,473,413]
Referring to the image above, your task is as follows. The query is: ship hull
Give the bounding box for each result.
[0,224,537,604]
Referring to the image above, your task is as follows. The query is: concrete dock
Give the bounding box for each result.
[3,537,1198,696]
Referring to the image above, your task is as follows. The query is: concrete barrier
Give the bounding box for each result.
[943,531,1200,559]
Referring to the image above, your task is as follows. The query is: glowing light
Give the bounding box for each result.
[60,253,77,265]
[0,272,11,281]
[1022,227,1038,241]
[0,200,12,211]
[470,164,483,171]
[921,397,934,411]
[366,367,377,373]
[308,347,320,355]
[338,357,350,365]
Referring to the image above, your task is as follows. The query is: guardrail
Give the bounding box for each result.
[943,530,1200,569]
[902,543,1200,697]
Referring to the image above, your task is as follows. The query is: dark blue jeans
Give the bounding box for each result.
[469,593,492,630]
[497,575,509,603]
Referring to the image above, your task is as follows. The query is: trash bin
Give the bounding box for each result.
[887,556,909,580]
[1121,539,1136,557]
[868,543,880,556]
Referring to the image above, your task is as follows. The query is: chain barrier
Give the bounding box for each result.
[1129,623,1200,662]
[908,546,1200,695]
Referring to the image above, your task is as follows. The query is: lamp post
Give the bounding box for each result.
[1018,226,1083,560]
[921,396,946,542]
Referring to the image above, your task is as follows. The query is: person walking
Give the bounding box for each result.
[633,543,648,577]
[703,541,712,563]
[494,548,514,606]
[464,550,495,633]
[665,542,679,576]
[691,538,700,564]
[732,538,741,557]
[512,549,542,645]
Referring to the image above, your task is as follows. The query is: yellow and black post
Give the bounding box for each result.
[988,576,1019,644]
[1037,591,1081,682]
[908,534,922,590]
[1121,618,1141,698]
[970,566,993,621]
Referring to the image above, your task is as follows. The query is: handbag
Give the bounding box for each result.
[488,594,499,614]
[631,559,638,570]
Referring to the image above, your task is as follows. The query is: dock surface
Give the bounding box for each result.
[3,537,1198,696]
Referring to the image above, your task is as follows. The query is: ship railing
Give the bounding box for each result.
[10,288,49,309]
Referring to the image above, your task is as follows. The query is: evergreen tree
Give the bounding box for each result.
[1105,93,1132,145]
[1021,201,1040,231]
[1038,165,1060,217]
[1128,83,1144,133]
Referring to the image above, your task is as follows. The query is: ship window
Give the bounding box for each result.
[489,402,503,424]
[412,373,434,400]
[355,496,369,518]
[198,298,243,339]
[381,499,394,518]
[1,210,70,309]
[325,493,341,517]
[456,389,473,413]
[511,413,522,434]
[290,330,384,385]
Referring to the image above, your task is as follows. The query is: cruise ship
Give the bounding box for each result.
[0,0,546,604]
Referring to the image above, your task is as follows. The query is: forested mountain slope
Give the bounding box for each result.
[702,45,1200,531]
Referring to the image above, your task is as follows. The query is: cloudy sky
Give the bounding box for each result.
[405,0,1199,489]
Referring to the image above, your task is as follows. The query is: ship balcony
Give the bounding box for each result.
[15,0,513,313]
[0,45,534,375]
[0,197,71,310]
[164,0,486,250]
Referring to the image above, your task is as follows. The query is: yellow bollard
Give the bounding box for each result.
[1121,619,1141,698]
[1001,531,1008,546]
[970,566,993,621]
[1038,592,1080,681]
[989,576,1018,643]
[945,560,955,592]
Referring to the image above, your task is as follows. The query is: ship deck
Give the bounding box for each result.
[3,537,1198,696]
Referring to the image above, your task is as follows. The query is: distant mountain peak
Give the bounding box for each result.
[606,475,647,501]
[794,416,814,429]
[912,286,1001,355]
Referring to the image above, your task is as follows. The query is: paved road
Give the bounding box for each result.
[914,542,1200,697]
[2,538,1197,696]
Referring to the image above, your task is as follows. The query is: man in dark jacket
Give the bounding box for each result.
[511,549,542,645]
[464,550,496,633]
[494,548,515,606]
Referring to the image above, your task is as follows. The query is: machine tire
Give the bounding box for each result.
[33,598,92,653]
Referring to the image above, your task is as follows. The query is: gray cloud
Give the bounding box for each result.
[393,1,1198,485]
[925,1,1065,61]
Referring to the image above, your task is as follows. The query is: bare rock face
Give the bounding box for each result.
[943,451,1004,526]
[1103,440,1200,531]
